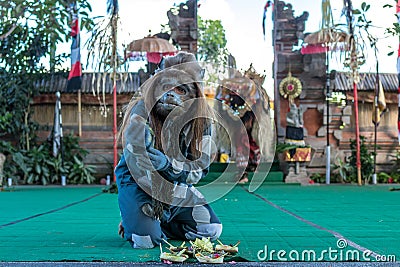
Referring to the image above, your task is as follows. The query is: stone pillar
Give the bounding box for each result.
[285,161,309,185]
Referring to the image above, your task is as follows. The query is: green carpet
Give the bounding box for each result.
[0,183,399,263]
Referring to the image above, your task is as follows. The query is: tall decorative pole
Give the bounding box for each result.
[107,0,119,182]
[397,0,400,145]
[322,0,334,184]
[344,0,362,185]
[67,2,82,137]
[325,49,331,184]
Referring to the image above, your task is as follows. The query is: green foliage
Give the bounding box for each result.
[332,157,351,182]
[389,150,400,173]
[0,111,12,134]
[0,70,39,149]
[0,0,96,185]
[57,133,96,184]
[0,1,94,150]
[5,133,96,185]
[68,155,96,184]
[383,1,400,54]
[310,173,325,183]
[385,150,400,183]
[275,143,310,154]
[0,0,94,73]
[197,16,230,65]
[377,172,391,183]
[343,1,376,69]
[348,136,375,183]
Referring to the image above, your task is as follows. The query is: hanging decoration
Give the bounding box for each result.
[300,0,348,55]
[66,3,82,93]
[262,0,273,39]
[279,72,302,103]
[329,91,347,107]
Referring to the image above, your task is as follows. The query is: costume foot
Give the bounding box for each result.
[238,177,249,184]
[118,221,125,238]
[237,172,249,184]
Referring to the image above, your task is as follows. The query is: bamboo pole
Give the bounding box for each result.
[350,36,362,186]
[111,11,118,182]
[345,0,362,185]
[325,48,331,184]
[78,89,82,136]
[373,65,379,184]
[353,78,362,185]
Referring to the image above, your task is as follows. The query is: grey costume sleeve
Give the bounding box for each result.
[158,125,213,185]
[123,100,152,188]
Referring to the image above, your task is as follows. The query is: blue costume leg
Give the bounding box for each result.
[115,154,166,248]
[161,187,222,241]
[118,182,165,248]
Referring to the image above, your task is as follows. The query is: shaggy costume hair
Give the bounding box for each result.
[119,52,214,218]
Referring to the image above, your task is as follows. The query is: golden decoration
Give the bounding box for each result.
[279,72,302,102]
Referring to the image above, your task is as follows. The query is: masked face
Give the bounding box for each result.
[155,83,197,118]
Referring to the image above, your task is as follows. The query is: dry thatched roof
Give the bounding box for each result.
[34,72,141,94]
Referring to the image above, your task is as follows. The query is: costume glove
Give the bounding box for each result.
[136,147,169,171]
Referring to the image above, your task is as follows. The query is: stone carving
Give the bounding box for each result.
[285,103,305,146]
[167,0,197,45]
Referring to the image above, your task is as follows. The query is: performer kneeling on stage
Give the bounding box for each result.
[115,52,222,248]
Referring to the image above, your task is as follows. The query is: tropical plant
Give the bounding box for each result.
[348,136,375,183]
[197,16,230,66]
[384,1,400,55]
[0,0,94,150]
[24,144,52,185]
[275,143,308,154]
[310,173,325,183]
[377,172,391,183]
[4,133,95,185]
[67,155,96,184]
[47,155,70,184]
[332,157,351,183]
[389,150,400,173]
[0,1,96,185]
[54,133,96,184]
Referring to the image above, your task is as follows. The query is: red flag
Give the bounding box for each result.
[66,5,82,92]
[262,1,273,39]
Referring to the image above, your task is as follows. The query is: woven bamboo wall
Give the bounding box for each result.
[31,104,124,128]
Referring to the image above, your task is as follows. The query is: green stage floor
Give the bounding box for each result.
[0,181,399,264]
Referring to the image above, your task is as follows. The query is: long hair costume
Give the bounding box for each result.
[116,53,221,248]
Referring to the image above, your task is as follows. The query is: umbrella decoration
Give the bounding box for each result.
[301,0,349,55]
[304,28,348,45]
[301,28,349,54]
[125,36,177,64]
